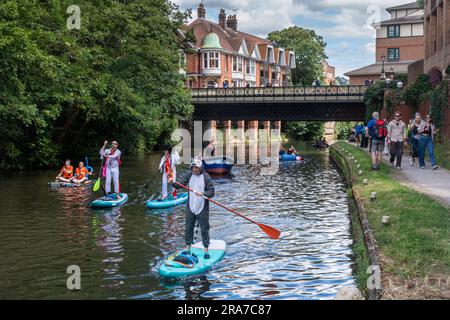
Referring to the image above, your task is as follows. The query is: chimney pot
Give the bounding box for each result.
[197,3,206,19]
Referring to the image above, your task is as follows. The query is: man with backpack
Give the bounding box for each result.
[366,112,387,171]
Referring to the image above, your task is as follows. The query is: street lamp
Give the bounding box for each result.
[380,56,386,81]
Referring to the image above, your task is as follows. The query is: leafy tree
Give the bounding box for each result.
[268,26,328,86]
[286,121,325,141]
[0,0,192,170]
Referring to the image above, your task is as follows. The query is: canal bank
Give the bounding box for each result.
[330,142,450,300]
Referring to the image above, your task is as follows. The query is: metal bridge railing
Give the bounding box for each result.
[190,85,368,102]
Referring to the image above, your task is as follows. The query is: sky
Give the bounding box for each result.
[174,0,414,77]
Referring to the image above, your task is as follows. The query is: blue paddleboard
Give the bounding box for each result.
[90,193,128,208]
[159,240,226,278]
[146,193,188,209]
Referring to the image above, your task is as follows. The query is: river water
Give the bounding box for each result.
[0,141,356,300]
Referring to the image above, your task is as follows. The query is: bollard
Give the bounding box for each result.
[363,179,368,185]
[371,192,377,201]
[382,216,390,226]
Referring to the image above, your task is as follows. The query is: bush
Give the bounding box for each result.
[286,121,325,141]
[335,122,357,140]
[402,74,433,113]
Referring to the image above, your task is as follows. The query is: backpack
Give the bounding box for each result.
[372,119,387,140]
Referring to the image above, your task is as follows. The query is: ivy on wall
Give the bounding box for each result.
[430,81,449,130]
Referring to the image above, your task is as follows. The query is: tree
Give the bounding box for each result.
[268,26,328,86]
[0,0,192,170]
[286,121,325,141]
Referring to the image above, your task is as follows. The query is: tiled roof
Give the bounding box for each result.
[375,14,424,27]
[344,61,415,76]
[386,2,420,13]
[188,18,272,55]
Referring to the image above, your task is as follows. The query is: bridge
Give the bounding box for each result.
[191,85,368,121]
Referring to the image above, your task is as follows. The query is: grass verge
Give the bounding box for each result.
[332,142,450,299]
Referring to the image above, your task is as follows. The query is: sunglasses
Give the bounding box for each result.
[394,115,401,117]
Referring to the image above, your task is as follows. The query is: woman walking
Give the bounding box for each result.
[418,115,438,170]
[408,114,422,166]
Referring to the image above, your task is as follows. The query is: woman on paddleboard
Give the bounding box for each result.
[159,144,180,200]
[100,140,122,199]
[169,158,215,259]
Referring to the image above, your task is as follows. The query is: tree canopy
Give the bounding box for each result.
[0,0,192,170]
[268,26,328,86]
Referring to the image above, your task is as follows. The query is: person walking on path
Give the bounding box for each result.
[418,115,439,170]
[387,112,407,170]
[366,112,387,171]
[408,114,422,166]
[159,144,180,200]
[169,158,215,259]
[100,140,122,199]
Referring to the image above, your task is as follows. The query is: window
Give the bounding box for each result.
[203,52,220,69]
[232,56,243,72]
[388,48,400,61]
[387,25,400,38]
[245,60,256,75]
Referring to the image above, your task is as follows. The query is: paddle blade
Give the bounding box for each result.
[259,223,281,240]
[93,178,101,192]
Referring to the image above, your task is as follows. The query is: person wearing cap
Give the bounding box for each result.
[56,159,73,182]
[169,158,215,259]
[159,144,180,199]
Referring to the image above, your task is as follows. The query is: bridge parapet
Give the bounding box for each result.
[191,85,368,103]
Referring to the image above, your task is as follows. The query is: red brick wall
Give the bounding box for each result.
[349,75,379,85]
[376,36,425,62]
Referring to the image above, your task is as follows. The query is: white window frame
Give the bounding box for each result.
[203,51,220,69]
[233,56,243,73]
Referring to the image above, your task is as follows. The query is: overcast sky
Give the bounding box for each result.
[174,0,412,77]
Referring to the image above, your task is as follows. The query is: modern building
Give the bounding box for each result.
[424,0,450,77]
[180,3,296,89]
[345,2,424,85]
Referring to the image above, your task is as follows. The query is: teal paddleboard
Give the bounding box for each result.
[48,180,93,188]
[146,193,188,209]
[90,193,128,208]
[159,240,226,278]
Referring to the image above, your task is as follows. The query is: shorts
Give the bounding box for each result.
[370,139,385,153]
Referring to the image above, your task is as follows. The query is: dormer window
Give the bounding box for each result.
[245,60,256,75]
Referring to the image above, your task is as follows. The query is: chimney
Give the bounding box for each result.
[197,2,206,19]
[219,9,226,28]
[226,15,238,31]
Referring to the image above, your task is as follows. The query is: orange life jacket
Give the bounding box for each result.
[61,165,73,179]
[76,167,88,180]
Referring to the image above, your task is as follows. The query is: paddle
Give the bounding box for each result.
[175,182,281,240]
[93,157,105,193]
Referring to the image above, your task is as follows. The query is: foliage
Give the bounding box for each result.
[335,76,349,85]
[335,122,357,140]
[0,0,192,170]
[429,68,443,87]
[435,139,450,171]
[363,81,386,121]
[268,26,328,86]
[285,121,325,141]
[430,81,449,130]
[402,74,433,113]
[417,0,425,9]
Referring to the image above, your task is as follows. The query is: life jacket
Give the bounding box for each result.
[61,165,73,179]
[76,167,89,180]
[164,154,174,179]
[167,252,198,269]
[372,119,388,140]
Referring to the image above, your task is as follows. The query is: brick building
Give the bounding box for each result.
[180,3,296,89]
[345,2,424,85]
[322,60,336,85]
[424,0,450,76]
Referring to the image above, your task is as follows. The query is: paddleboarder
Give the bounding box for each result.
[169,158,215,259]
[159,144,180,200]
[100,140,122,199]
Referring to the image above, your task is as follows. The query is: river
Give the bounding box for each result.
[0,141,356,299]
